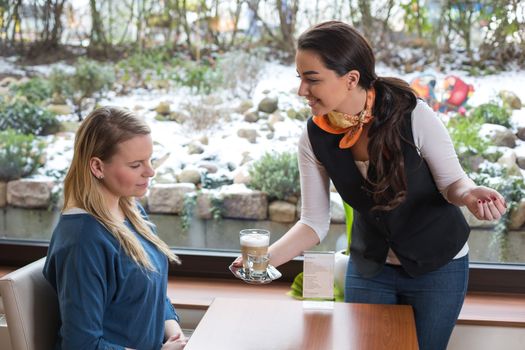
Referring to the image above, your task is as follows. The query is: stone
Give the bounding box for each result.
[236,100,253,114]
[7,179,54,209]
[244,111,259,123]
[220,187,268,220]
[147,183,195,214]
[47,104,72,115]
[177,168,202,185]
[237,128,258,143]
[155,101,171,115]
[509,198,525,230]
[196,191,219,220]
[497,151,522,176]
[517,156,525,170]
[489,128,517,148]
[197,161,218,174]
[268,200,296,223]
[187,142,204,155]
[516,127,525,141]
[498,90,522,110]
[257,97,278,114]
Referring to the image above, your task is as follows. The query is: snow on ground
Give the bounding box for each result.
[2,57,524,182]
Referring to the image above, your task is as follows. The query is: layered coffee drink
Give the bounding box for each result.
[240,229,270,272]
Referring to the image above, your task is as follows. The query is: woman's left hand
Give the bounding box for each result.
[161,334,188,350]
[461,186,507,221]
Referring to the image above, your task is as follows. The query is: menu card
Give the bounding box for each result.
[302,251,334,300]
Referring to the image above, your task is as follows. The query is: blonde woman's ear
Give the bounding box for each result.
[89,157,104,180]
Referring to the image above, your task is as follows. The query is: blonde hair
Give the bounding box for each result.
[63,106,180,270]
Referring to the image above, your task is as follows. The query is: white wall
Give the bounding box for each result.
[449,324,525,350]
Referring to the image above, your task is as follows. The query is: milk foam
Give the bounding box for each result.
[240,233,269,247]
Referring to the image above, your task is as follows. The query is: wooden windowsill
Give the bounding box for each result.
[167,276,525,328]
[2,267,524,327]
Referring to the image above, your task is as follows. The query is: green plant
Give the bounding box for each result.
[180,193,197,231]
[0,129,46,181]
[9,77,53,104]
[172,60,222,94]
[50,58,115,120]
[248,151,300,201]
[0,99,60,135]
[470,102,511,128]
[447,113,489,172]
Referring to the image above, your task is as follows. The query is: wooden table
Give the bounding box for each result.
[185,297,418,350]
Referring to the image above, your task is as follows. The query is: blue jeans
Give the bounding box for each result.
[345,255,469,350]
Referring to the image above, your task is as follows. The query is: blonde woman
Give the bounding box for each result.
[43,107,186,350]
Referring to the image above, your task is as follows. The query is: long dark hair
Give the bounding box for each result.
[298,21,417,210]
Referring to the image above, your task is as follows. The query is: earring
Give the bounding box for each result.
[98,175,104,180]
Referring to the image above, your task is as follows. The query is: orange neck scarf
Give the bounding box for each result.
[313,87,376,149]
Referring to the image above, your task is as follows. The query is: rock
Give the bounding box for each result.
[516,127,525,141]
[7,179,54,209]
[47,104,72,115]
[155,101,171,115]
[237,128,258,143]
[258,97,278,114]
[509,198,525,230]
[244,111,259,123]
[236,100,253,114]
[220,186,268,220]
[498,90,522,110]
[198,135,209,145]
[517,156,525,170]
[197,161,218,174]
[177,168,201,184]
[51,92,66,105]
[489,128,517,148]
[268,111,284,129]
[187,142,204,155]
[147,183,195,214]
[196,191,215,219]
[232,165,250,185]
[268,200,296,223]
[0,181,6,207]
[497,151,522,176]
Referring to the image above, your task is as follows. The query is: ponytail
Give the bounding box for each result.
[367,77,417,211]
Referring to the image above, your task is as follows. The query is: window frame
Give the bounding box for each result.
[1,240,524,294]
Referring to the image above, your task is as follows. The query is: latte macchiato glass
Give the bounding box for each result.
[239,229,270,273]
[247,253,270,278]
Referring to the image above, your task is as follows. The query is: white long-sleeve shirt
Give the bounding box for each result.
[298,100,469,263]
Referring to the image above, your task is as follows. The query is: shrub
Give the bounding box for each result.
[470,102,511,128]
[0,129,46,181]
[9,77,53,104]
[447,113,489,172]
[50,58,115,120]
[248,151,300,200]
[216,49,265,98]
[0,99,61,135]
[172,60,222,94]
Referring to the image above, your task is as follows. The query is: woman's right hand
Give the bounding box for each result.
[161,334,187,350]
[232,255,243,268]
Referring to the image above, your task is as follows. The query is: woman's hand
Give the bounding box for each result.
[461,186,507,221]
[232,255,243,268]
[161,334,188,350]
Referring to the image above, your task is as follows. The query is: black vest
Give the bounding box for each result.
[307,115,470,278]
